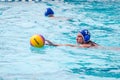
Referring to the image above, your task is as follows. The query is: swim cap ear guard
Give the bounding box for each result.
[45,8,54,16]
[79,29,91,43]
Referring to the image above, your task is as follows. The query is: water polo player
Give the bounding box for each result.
[45,29,99,48]
[44,8,72,20]
[44,8,54,17]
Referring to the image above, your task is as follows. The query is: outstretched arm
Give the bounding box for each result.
[45,40,81,47]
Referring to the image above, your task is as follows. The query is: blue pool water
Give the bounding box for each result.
[0,1,120,80]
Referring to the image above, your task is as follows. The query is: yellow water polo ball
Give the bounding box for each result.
[30,34,45,48]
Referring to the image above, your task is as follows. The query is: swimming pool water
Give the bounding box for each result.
[0,1,120,80]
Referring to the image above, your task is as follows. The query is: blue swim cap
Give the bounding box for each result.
[45,8,54,16]
[79,29,91,42]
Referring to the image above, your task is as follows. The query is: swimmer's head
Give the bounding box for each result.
[45,8,54,17]
[79,29,91,43]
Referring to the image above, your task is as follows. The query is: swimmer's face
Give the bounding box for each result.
[48,14,54,17]
[76,33,84,44]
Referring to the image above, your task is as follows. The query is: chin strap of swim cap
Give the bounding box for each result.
[79,29,91,43]
[45,8,54,16]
